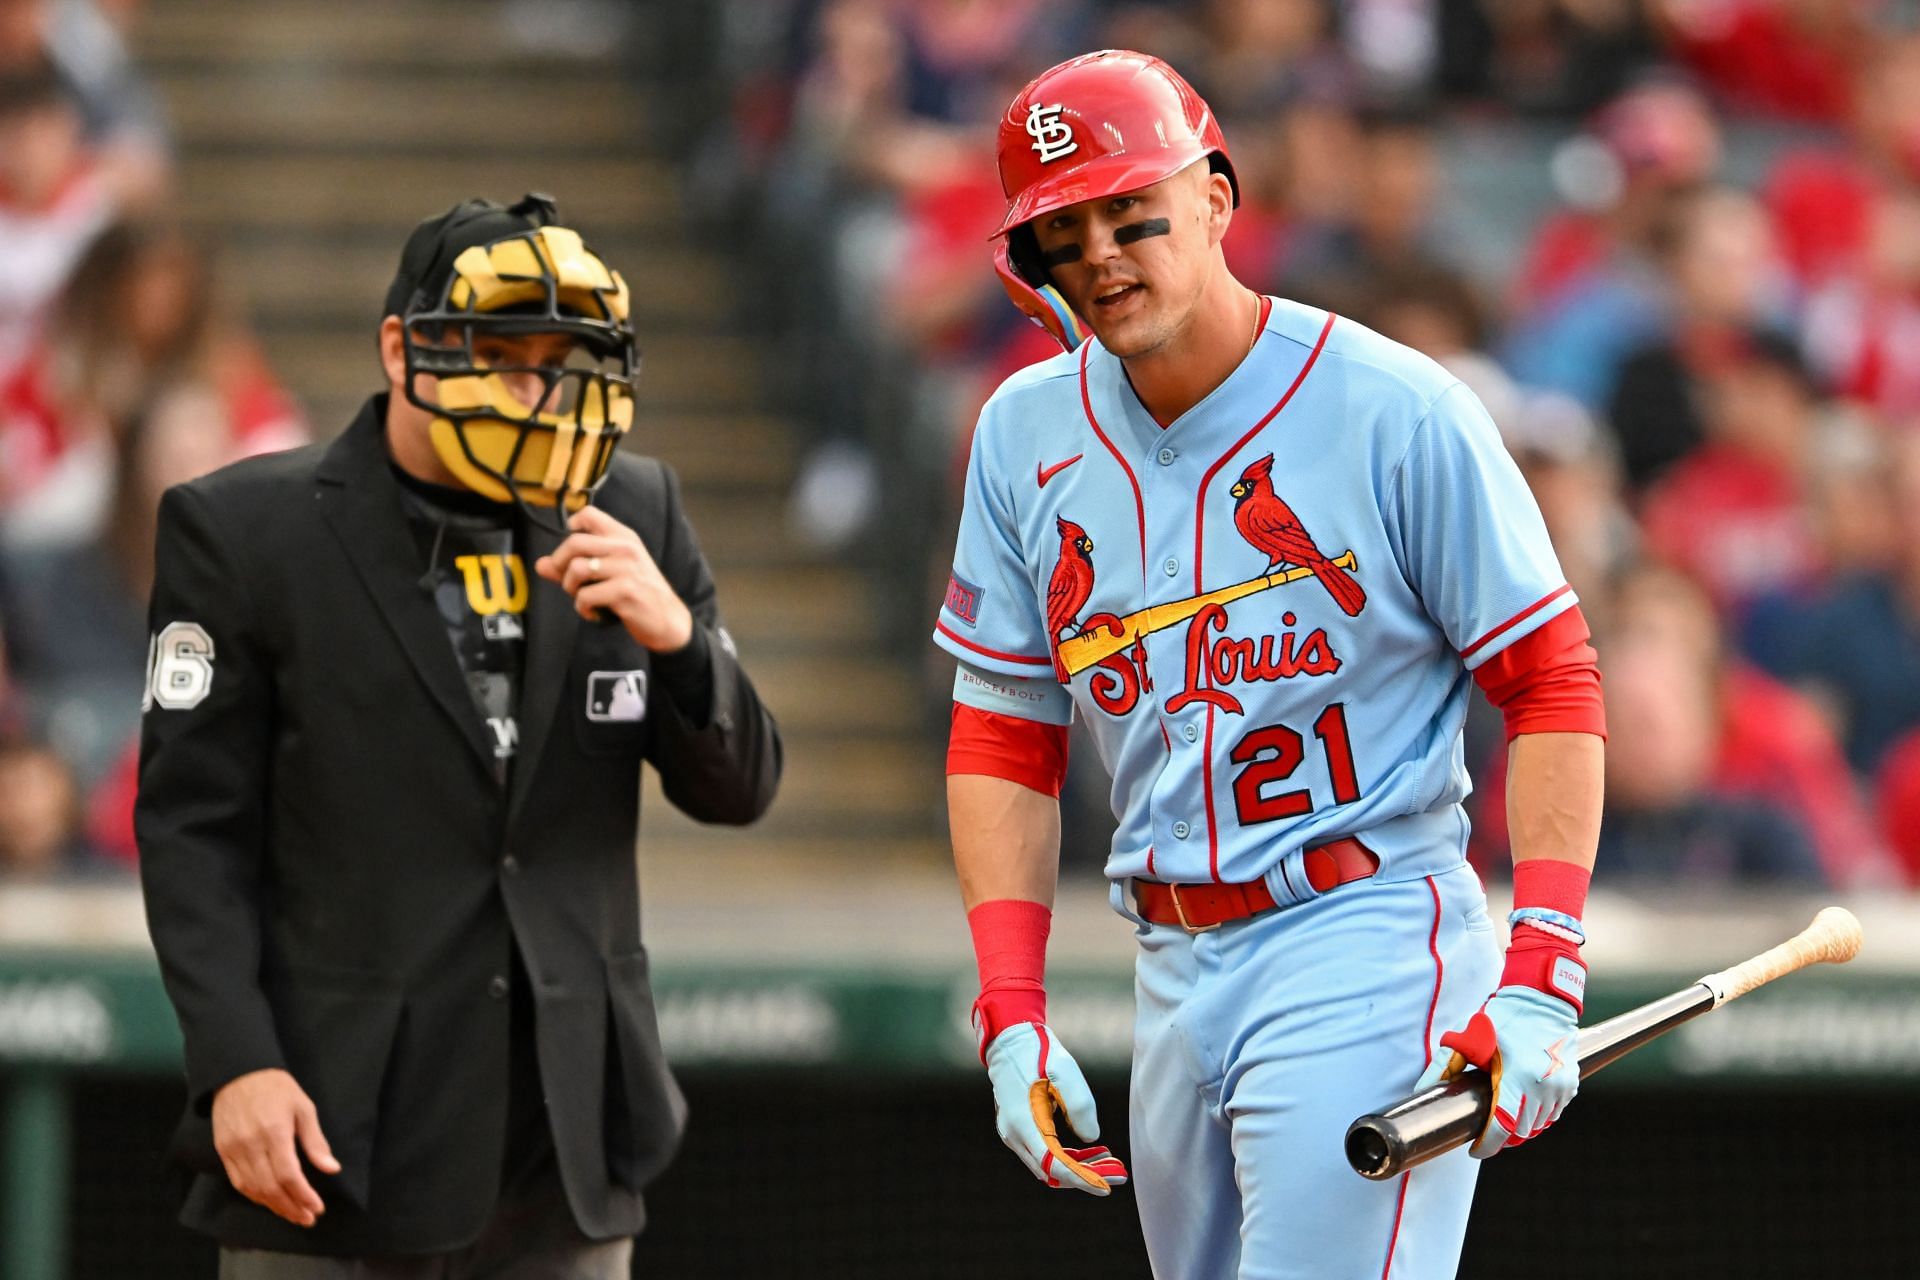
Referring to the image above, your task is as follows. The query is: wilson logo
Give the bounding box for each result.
[454,553,529,617]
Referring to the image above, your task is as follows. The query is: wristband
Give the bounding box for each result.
[967,899,1051,1059]
[1510,858,1590,918]
[1507,906,1585,945]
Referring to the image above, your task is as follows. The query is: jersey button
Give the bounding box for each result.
[1182,723,1198,742]
[1157,447,1176,465]
[1172,820,1191,839]
[488,974,509,1000]
[501,854,519,874]
[1163,557,1179,577]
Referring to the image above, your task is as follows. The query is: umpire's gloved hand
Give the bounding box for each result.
[1416,920,1585,1158]
[982,1021,1129,1195]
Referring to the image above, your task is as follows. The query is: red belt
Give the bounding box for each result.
[1133,837,1379,933]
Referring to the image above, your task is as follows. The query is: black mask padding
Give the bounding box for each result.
[1007,224,1053,288]
[1211,152,1241,206]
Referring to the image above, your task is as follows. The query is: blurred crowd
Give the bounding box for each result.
[710,0,1920,891]
[0,0,305,884]
[8,0,1919,898]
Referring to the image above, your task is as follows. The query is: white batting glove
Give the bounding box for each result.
[982,1021,1129,1195]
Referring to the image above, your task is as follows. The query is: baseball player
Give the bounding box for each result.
[935,52,1605,1279]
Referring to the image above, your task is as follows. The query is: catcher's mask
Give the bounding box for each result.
[387,193,637,528]
[992,50,1238,351]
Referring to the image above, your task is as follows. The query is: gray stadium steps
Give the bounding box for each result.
[222,236,730,327]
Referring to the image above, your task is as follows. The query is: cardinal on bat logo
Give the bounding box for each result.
[1230,453,1367,617]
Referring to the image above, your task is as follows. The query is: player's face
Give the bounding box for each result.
[1029,164,1227,358]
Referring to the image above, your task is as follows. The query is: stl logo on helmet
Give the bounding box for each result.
[1025,102,1077,164]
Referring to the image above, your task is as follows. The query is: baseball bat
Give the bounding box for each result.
[1344,906,1864,1181]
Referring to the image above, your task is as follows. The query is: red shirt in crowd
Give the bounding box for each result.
[1470,659,1878,886]
[1714,662,1884,886]
[1765,150,1877,284]
[1640,443,1819,613]
[1661,1,1860,125]
[1874,726,1920,884]
[1511,211,1611,316]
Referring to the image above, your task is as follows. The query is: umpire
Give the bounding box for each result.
[136,194,781,1275]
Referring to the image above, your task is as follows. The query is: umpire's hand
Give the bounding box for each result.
[535,506,694,652]
[211,1068,341,1226]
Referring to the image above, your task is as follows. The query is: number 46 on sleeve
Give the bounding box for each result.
[143,621,215,711]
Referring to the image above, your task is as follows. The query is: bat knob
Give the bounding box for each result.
[1343,1077,1492,1181]
[1344,1121,1398,1181]
[1810,906,1865,964]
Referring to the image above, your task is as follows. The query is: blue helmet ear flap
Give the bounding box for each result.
[993,237,1087,352]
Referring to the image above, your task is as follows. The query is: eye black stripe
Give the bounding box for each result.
[1114,218,1171,245]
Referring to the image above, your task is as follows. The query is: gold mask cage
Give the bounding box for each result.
[401,225,639,516]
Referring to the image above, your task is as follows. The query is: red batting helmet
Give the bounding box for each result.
[992,50,1239,350]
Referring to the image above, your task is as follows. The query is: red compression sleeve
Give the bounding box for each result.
[1472,605,1606,741]
[1502,859,1593,1014]
[967,899,1050,1057]
[947,702,1070,797]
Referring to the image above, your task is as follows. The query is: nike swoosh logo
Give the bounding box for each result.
[1038,454,1084,488]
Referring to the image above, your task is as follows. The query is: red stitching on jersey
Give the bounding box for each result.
[1459,584,1573,660]
[1202,709,1225,881]
[1194,304,1332,881]
[936,619,1052,666]
[1381,875,1447,1280]
[1078,340,1147,579]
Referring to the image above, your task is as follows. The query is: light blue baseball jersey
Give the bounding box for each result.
[936,299,1575,888]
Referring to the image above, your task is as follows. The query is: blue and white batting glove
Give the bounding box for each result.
[1417,986,1579,1158]
[982,1022,1129,1195]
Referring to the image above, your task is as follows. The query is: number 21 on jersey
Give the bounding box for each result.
[1228,701,1360,825]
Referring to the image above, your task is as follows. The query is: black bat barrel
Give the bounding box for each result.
[1345,983,1718,1180]
[1345,1075,1492,1180]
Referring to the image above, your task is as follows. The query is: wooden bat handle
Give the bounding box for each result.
[1700,906,1864,1006]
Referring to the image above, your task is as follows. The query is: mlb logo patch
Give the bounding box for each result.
[945,572,984,627]
[587,670,648,723]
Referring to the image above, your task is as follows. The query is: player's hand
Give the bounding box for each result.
[982,1021,1129,1195]
[1416,986,1579,1158]
[210,1068,341,1226]
[534,506,694,652]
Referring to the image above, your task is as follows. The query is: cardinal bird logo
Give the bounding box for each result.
[1229,454,1367,617]
[1047,516,1096,680]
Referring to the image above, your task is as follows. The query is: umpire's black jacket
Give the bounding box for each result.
[136,395,781,1254]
